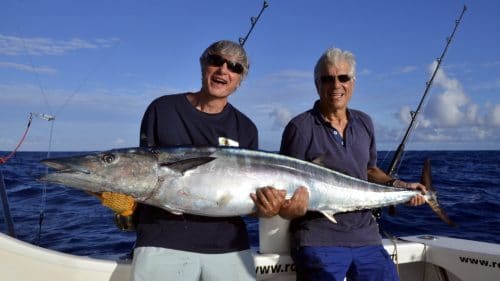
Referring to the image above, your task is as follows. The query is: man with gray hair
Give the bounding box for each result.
[279,46,426,281]
[96,40,285,281]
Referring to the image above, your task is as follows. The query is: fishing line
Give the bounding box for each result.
[11,0,120,243]
[13,1,121,117]
[13,17,56,244]
[382,229,400,275]
[8,0,55,114]
[35,116,55,245]
[19,40,54,114]
[53,41,121,116]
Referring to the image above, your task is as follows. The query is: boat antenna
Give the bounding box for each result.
[239,1,269,46]
[386,5,467,177]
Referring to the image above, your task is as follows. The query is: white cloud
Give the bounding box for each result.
[397,106,412,125]
[0,82,154,123]
[425,63,470,127]
[482,60,500,68]
[269,107,293,129]
[488,104,500,127]
[467,104,481,124]
[0,34,119,56]
[358,68,372,76]
[0,61,56,74]
[428,89,468,127]
[267,70,312,81]
[389,62,500,148]
[113,138,126,146]
[399,65,417,73]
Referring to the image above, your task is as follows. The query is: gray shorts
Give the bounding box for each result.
[131,247,256,281]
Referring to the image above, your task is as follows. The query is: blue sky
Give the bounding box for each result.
[1,0,499,152]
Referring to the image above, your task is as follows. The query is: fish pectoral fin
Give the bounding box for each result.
[169,210,184,216]
[161,157,216,174]
[312,155,327,166]
[162,205,185,215]
[320,210,338,223]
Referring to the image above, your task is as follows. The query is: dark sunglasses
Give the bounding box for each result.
[320,74,352,84]
[206,54,244,74]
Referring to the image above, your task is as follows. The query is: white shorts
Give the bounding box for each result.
[131,246,256,281]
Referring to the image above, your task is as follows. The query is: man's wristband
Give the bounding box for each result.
[386,179,408,188]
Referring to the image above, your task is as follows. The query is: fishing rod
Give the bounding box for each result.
[239,1,269,46]
[386,5,467,177]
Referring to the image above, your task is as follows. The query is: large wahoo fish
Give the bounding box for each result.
[40,146,454,225]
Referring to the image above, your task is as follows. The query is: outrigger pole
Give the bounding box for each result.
[239,1,269,47]
[0,170,15,237]
[0,112,55,238]
[386,5,467,177]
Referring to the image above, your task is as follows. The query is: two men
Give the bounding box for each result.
[100,43,425,281]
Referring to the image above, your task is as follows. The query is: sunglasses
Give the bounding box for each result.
[206,54,244,74]
[319,74,352,84]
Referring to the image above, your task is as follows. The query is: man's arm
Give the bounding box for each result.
[368,166,427,206]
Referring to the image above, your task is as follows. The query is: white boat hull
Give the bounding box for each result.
[1,219,499,281]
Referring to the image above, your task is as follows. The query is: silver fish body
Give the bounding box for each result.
[40,146,453,225]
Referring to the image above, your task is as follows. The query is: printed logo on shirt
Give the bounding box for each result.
[218,137,239,147]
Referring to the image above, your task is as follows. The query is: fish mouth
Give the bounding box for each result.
[40,159,91,175]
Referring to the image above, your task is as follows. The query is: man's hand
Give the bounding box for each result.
[279,186,309,220]
[250,187,286,218]
[393,180,427,206]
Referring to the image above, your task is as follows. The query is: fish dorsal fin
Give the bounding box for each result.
[161,157,216,174]
[320,210,338,224]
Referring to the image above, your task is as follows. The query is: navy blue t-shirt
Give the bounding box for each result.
[134,93,258,253]
[280,100,382,247]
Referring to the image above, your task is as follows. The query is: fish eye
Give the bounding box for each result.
[102,153,115,164]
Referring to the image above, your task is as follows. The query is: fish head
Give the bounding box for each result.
[40,147,160,199]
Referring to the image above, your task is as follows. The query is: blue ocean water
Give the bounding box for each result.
[1,150,499,259]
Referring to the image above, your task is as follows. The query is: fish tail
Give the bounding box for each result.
[421,159,456,227]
